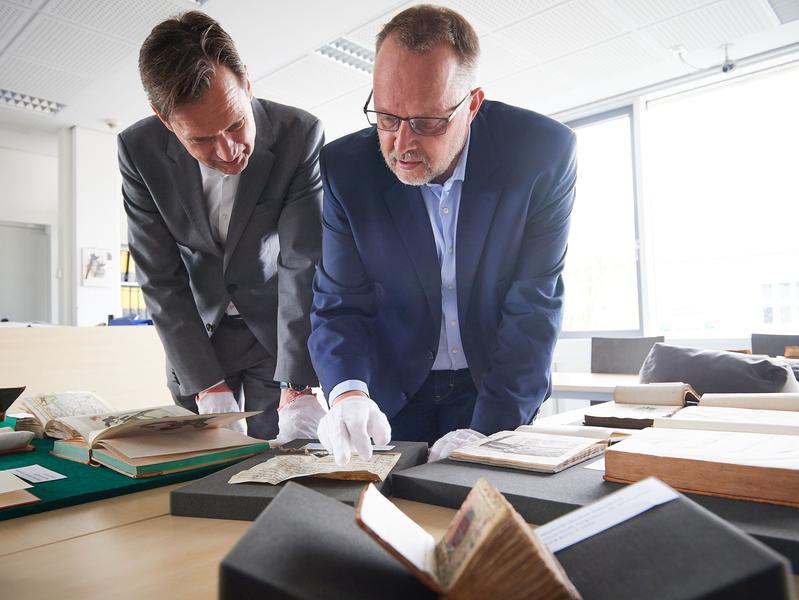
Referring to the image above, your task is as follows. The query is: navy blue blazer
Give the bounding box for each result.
[309,100,576,434]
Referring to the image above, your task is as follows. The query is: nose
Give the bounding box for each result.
[393,120,417,155]
[215,134,238,162]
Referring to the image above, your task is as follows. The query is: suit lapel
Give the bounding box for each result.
[224,100,275,272]
[166,135,219,255]
[456,112,502,320]
[384,180,442,328]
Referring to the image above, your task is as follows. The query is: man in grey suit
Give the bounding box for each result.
[118,12,325,439]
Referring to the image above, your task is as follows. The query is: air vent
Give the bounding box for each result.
[315,37,374,74]
[0,88,64,114]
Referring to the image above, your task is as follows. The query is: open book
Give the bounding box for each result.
[582,383,699,429]
[448,429,608,473]
[604,427,799,507]
[51,405,268,478]
[655,392,799,435]
[11,391,113,438]
[356,478,580,600]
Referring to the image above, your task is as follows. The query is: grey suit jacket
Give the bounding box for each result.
[118,99,323,395]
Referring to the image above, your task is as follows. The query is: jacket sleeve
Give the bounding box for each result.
[307,152,378,399]
[118,134,225,395]
[470,132,577,434]
[273,119,325,385]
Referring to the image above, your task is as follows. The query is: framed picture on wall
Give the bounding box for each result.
[81,247,114,287]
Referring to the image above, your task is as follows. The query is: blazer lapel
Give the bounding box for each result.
[456,112,502,320]
[384,180,442,328]
[166,135,220,255]
[224,100,275,272]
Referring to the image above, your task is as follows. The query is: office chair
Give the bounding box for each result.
[751,333,799,357]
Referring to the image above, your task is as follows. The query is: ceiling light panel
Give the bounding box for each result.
[767,0,799,24]
[0,87,63,114]
[315,37,375,74]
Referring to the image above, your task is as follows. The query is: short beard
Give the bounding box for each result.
[382,149,433,186]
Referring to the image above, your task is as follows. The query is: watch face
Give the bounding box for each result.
[287,383,307,391]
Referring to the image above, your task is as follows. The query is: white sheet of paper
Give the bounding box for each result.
[0,470,32,493]
[535,477,679,553]
[583,458,605,471]
[302,442,395,451]
[7,464,67,483]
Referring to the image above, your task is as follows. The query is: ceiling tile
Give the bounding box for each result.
[253,54,369,113]
[0,53,93,102]
[0,1,33,52]
[41,0,186,44]
[642,0,777,52]
[484,63,576,110]
[609,0,717,27]
[501,0,629,62]
[6,13,135,76]
[446,0,564,31]
[479,34,538,83]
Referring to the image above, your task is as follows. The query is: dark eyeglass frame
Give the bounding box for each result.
[362,89,475,136]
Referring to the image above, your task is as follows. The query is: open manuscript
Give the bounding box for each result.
[356,478,580,600]
[10,390,113,437]
[51,405,267,478]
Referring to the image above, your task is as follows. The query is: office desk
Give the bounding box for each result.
[0,483,456,600]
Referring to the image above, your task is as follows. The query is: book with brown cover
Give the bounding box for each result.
[355,477,581,600]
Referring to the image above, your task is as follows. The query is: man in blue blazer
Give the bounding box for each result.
[309,5,576,464]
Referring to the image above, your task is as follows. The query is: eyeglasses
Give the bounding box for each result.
[363,89,474,136]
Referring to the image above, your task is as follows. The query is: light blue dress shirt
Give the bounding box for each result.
[328,132,472,403]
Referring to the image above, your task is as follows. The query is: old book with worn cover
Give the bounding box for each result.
[50,405,267,478]
[582,383,699,429]
[356,478,580,600]
[449,430,607,473]
[604,427,799,507]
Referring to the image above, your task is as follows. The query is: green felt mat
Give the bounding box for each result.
[0,423,251,521]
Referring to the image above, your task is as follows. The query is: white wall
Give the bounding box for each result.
[59,126,122,326]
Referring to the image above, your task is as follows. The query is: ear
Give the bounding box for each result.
[244,66,253,100]
[467,88,485,123]
[151,105,173,132]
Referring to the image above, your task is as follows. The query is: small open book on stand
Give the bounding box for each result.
[355,478,581,600]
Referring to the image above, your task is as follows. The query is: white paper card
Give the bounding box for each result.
[0,470,32,493]
[302,442,395,451]
[535,477,679,553]
[7,464,67,483]
[583,458,605,471]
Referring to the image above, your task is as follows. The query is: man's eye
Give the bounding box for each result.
[228,120,244,132]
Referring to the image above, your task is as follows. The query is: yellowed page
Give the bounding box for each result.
[656,405,799,435]
[97,428,263,458]
[228,452,400,485]
[699,393,799,411]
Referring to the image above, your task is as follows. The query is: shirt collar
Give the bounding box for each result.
[425,128,471,194]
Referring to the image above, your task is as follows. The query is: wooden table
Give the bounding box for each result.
[0,483,457,600]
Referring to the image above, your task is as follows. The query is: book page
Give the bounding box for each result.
[655,405,799,435]
[227,452,401,485]
[450,431,603,471]
[609,427,799,469]
[434,478,505,591]
[699,393,799,411]
[613,383,696,406]
[518,423,633,439]
[356,483,437,581]
[98,427,263,458]
[22,391,112,425]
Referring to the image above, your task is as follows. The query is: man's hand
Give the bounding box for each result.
[196,383,245,433]
[317,392,391,465]
[428,429,485,462]
[274,391,326,446]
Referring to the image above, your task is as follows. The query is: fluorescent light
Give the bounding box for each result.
[0,88,64,115]
[315,38,374,74]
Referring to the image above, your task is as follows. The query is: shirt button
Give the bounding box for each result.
[442,207,449,214]
[448,284,454,290]
[452,347,459,353]
[448,246,453,253]
[450,320,456,327]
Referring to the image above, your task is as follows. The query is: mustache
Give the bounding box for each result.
[390,150,428,165]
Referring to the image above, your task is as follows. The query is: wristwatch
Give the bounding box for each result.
[281,382,310,392]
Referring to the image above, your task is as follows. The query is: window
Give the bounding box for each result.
[561,107,641,335]
[643,64,799,337]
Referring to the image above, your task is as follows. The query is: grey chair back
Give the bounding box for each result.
[591,336,665,374]
[751,333,799,357]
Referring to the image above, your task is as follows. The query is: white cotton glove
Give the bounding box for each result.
[317,395,391,466]
[196,387,246,434]
[428,428,486,462]
[274,394,327,446]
